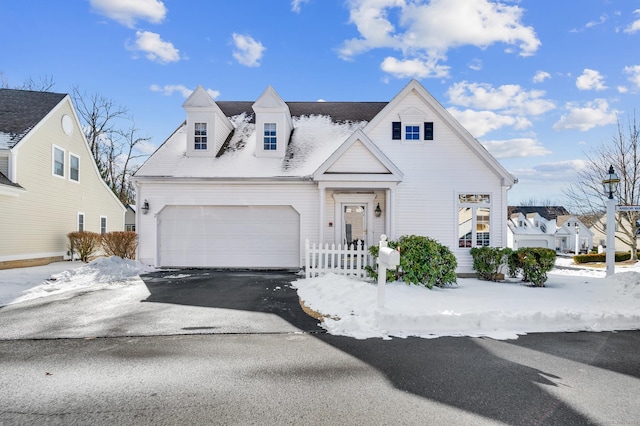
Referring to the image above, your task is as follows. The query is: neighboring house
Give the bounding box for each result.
[507,206,593,253]
[125,204,136,231]
[133,80,517,274]
[0,88,126,269]
[589,213,638,252]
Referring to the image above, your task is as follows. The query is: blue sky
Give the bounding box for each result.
[2,0,640,205]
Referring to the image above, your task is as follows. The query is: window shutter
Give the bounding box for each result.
[424,122,434,140]
[392,122,401,140]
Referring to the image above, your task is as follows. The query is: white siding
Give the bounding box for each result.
[327,141,390,174]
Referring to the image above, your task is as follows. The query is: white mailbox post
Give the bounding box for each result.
[377,235,400,308]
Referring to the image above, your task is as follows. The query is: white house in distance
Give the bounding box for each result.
[0,89,125,269]
[133,80,517,274]
[507,206,593,253]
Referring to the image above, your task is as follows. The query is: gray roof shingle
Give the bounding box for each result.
[217,101,388,123]
[0,88,66,149]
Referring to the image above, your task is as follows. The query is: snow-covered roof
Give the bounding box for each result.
[136,112,369,179]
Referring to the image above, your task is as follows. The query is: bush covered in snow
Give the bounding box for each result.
[368,235,457,289]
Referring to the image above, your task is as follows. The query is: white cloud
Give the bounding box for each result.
[135,140,158,156]
[480,138,551,159]
[380,56,449,79]
[446,81,555,116]
[576,69,607,91]
[553,99,618,131]
[291,0,310,13]
[129,31,180,64]
[90,0,166,28]
[624,9,640,33]
[624,65,640,89]
[150,84,220,99]
[532,70,551,83]
[468,59,482,71]
[447,107,527,138]
[512,160,587,183]
[232,33,265,67]
[339,0,540,78]
[618,86,629,94]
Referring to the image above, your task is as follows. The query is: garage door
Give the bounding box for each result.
[521,239,549,248]
[158,206,300,268]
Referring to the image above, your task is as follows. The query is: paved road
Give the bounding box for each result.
[1,270,639,424]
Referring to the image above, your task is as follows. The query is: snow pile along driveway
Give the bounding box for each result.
[292,269,640,340]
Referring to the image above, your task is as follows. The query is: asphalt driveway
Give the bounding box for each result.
[0,270,321,339]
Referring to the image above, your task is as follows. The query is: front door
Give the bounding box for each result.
[343,204,366,247]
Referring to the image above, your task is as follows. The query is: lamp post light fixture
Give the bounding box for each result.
[574,222,580,255]
[141,199,150,215]
[602,165,620,277]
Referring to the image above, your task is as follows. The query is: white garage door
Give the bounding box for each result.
[521,240,549,248]
[158,206,300,268]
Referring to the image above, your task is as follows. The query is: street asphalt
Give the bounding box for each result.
[0,269,638,425]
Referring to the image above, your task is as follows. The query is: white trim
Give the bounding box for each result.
[0,251,67,262]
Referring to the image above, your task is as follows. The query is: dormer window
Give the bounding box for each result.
[264,123,277,150]
[194,122,207,150]
[392,120,434,141]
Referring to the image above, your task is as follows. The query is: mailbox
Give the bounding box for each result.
[378,246,400,269]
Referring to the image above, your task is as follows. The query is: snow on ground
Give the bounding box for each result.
[0,255,639,340]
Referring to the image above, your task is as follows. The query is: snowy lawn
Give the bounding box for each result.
[1,256,639,340]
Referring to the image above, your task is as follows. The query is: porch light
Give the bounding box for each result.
[141,199,149,214]
[375,203,382,217]
[602,165,620,199]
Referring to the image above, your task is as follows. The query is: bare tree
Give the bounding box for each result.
[564,113,640,260]
[71,86,150,205]
[519,198,556,207]
[0,72,55,91]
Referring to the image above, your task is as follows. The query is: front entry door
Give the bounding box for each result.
[343,204,366,246]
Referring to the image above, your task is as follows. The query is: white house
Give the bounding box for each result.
[0,89,125,269]
[133,80,517,274]
[507,207,593,253]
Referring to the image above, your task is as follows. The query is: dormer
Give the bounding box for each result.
[183,85,234,157]
[392,107,434,142]
[252,86,292,158]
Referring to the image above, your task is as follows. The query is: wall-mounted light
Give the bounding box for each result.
[375,203,382,217]
[141,199,149,215]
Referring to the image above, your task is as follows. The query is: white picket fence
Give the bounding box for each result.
[304,239,374,278]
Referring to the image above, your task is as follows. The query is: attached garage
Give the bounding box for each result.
[157,205,300,268]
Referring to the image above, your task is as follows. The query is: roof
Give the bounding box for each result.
[0,88,66,149]
[216,101,387,123]
[0,170,22,189]
[508,206,570,221]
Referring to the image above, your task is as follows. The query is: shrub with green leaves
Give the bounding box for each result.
[368,235,457,289]
[515,248,556,287]
[470,246,512,281]
[573,252,631,264]
[67,231,101,262]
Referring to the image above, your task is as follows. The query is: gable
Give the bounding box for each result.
[313,129,403,182]
[326,140,391,174]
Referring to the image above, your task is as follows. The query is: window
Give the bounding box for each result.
[70,153,80,182]
[424,122,434,140]
[264,123,277,150]
[125,224,136,232]
[78,213,85,232]
[53,146,64,177]
[194,122,207,150]
[405,125,420,140]
[458,194,491,248]
[392,122,401,140]
[100,216,107,234]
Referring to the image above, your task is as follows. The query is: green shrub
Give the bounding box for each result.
[505,249,520,278]
[515,248,556,287]
[368,235,457,289]
[470,246,511,281]
[67,231,101,262]
[573,252,631,264]
[101,231,137,259]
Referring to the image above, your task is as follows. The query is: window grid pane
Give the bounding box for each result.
[264,123,277,150]
[405,125,420,140]
[194,123,207,150]
[70,155,79,181]
[54,148,64,177]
